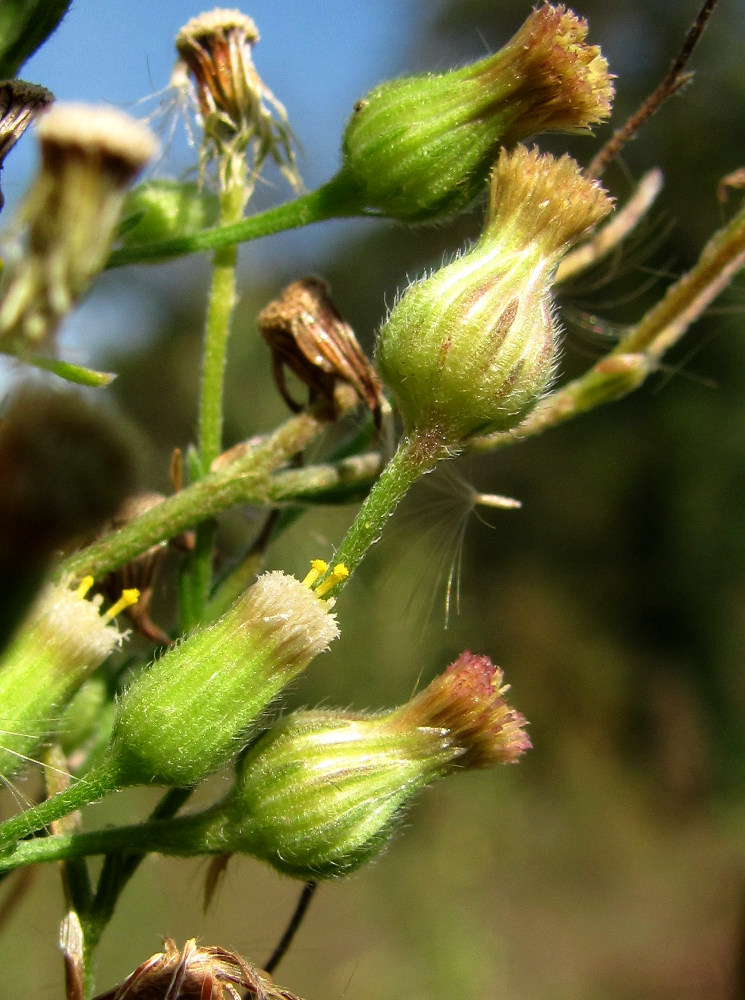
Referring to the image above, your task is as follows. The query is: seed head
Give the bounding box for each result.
[174,9,299,191]
[0,104,157,353]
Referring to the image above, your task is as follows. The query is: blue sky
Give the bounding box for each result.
[5,1,426,209]
[0,2,434,378]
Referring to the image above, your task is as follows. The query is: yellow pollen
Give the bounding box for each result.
[75,575,95,599]
[302,559,328,588]
[313,563,349,598]
[103,588,140,622]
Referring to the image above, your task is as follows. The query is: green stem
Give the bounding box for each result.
[107,174,364,268]
[0,756,121,852]
[60,410,329,582]
[197,183,246,468]
[80,786,192,980]
[183,178,247,628]
[613,200,745,359]
[0,810,216,873]
[471,201,745,454]
[327,430,449,591]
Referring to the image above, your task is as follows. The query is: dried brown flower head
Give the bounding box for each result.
[91,938,302,1000]
[174,9,299,191]
[0,79,53,210]
[258,276,383,427]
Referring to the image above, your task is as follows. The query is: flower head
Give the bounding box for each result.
[91,938,300,1000]
[108,569,339,788]
[174,9,299,191]
[0,79,53,211]
[0,576,135,780]
[199,651,529,878]
[376,145,613,444]
[258,276,383,426]
[339,2,613,222]
[0,104,157,353]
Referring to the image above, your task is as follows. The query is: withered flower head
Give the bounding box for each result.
[0,79,53,210]
[0,103,157,353]
[174,9,299,191]
[258,276,383,427]
[91,938,301,1000]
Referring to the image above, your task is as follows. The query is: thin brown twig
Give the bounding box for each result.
[586,0,721,178]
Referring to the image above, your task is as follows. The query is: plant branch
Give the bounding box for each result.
[587,0,721,178]
[59,410,337,582]
[107,175,365,268]
[60,448,381,586]
[472,198,745,452]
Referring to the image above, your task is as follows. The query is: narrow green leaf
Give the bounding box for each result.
[25,355,116,387]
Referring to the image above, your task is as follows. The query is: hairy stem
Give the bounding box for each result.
[0,758,121,852]
[325,430,450,594]
[183,178,247,628]
[59,410,335,581]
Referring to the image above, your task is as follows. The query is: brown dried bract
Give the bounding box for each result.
[91,938,303,1000]
[258,276,383,427]
[0,80,53,209]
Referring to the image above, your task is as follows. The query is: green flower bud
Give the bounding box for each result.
[376,145,613,444]
[339,3,613,222]
[0,577,133,780]
[118,180,219,247]
[107,570,339,788]
[200,651,529,878]
[0,654,528,871]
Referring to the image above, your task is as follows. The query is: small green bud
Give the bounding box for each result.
[376,145,613,444]
[107,570,339,788]
[0,577,132,780]
[339,3,613,222]
[118,180,219,246]
[200,651,529,878]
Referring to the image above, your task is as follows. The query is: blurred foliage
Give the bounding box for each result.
[0,0,71,77]
[4,2,745,999]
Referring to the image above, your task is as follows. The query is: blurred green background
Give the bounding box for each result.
[3,1,745,998]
